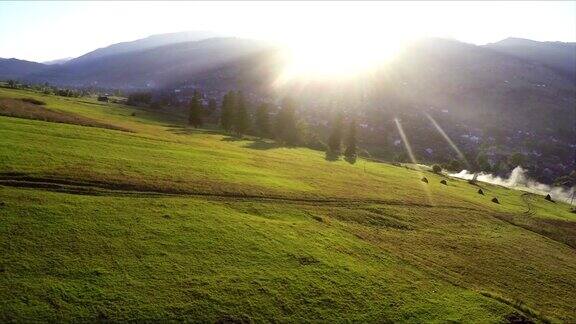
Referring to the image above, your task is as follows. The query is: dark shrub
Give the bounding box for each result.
[432,164,442,173]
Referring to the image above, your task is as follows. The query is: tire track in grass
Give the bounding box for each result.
[0,174,483,212]
[490,193,575,249]
[521,193,536,216]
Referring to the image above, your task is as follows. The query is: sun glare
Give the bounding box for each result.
[277,32,405,83]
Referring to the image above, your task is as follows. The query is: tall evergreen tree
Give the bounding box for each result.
[233,91,250,136]
[275,97,299,145]
[220,91,235,132]
[344,118,358,164]
[188,90,203,128]
[327,112,344,157]
[255,103,271,138]
[207,98,217,116]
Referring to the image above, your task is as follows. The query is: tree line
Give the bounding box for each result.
[188,89,358,163]
[2,80,86,97]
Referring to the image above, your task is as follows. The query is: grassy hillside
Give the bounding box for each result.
[1,88,575,322]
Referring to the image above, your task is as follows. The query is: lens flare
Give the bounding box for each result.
[394,118,434,205]
[394,118,419,169]
[425,113,471,169]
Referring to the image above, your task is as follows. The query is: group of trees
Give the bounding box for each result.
[189,90,302,146]
[2,80,84,97]
[54,88,82,98]
[188,90,360,162]
[5,80,19,89]
[127,92,152,106]
[220,90,275,139]
[326,112,358,164]
[220,91,250,136]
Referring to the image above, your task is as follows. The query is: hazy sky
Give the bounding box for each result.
[1,1,575,62]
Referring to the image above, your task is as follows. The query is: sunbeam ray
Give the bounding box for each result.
[425,113,471,169]
[394,118,434,205]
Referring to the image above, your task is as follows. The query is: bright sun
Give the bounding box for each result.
[277,32,405,83]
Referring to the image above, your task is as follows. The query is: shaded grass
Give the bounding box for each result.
[479,291,554,324]
[0,97,128,132]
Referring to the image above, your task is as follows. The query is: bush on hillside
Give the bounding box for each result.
[432,164,442,173]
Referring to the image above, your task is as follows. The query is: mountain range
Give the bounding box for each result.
[1,32,574,91]
[0,58,48,80]
[26,37,269,89]
[485,37,576,82]
[0,32,572,86]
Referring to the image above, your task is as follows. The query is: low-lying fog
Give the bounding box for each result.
[450,167,575,205]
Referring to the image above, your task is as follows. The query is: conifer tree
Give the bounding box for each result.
[327,112,344,157]
[207,98,217,115]
[188,90,203,128]
[255,103,271,138]
[233,91,250,136]
[220,91,235,132]
[275,97,299,145]
[344,118,358,164]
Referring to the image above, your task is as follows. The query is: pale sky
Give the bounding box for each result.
[0,1,575,62]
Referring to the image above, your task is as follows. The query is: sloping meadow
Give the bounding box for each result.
[0,88,574,322]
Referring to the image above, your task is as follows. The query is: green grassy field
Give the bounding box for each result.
[1,88,575,322]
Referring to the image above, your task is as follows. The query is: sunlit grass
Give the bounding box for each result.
[0,88,574,322]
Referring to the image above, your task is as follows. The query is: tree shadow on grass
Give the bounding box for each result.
[167,126,204,135]
[165,125,281,151]
[244,140,280,150]
[167,124,226,136]
[201,129,227,136]
[221,136,244,142]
